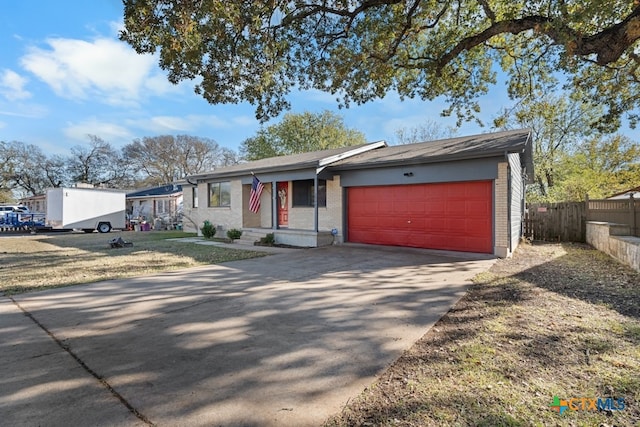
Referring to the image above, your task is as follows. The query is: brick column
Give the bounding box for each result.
[494,162,509,257]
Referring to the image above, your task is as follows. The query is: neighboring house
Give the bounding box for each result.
[607,186,640,199]
[183,129,533,257]
[18,193,46,213]
[126,184,183,227]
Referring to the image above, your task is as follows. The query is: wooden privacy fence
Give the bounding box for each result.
[524,196,639,242]
[524,202,586,242]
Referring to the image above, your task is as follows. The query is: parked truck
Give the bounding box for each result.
[46,187,126,233]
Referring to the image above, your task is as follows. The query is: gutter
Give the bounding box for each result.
[330,149,522,171]
[316,140,387,173]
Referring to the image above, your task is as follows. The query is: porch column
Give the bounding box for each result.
[272,181,277,230]
[314,175,319,232]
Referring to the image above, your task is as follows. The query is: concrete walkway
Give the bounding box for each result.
[1,244,495,426]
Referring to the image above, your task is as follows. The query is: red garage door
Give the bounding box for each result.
[347,181,493,253]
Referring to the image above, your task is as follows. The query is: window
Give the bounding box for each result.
[156,199,171,215]
[292,179,326,207]
[208,182,231,207]
[192,187,199,208]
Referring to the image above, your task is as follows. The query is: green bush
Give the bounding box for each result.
[260,233,275,245]
[227,228,243,241]
[200,220,216,239]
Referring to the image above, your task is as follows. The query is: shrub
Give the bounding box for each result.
[201,220,216,239]
[227,228,243,241]
[260,233,275,245]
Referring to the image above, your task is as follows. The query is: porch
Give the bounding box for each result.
[239,227,336,248]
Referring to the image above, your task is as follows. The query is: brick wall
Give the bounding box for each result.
[182,184,199,233]
[324,176,343,241]
[194,180,243,234]
[508,152,523,252]
[587,221,640,272]
[494,162,509,257]
[287,176,343,240]
[239,180,273,229]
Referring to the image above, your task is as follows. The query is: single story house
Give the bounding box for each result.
[183,129,533,257]
[607,185,640,199]
[18,193,47,213]
[126,184,183,228]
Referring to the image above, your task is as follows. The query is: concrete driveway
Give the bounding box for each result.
[1,244,495,426]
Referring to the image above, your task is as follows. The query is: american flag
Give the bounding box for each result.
[249,175,264,213]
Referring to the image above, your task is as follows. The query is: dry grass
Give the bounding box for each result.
[0,231,267,295]
[325,242,640,427]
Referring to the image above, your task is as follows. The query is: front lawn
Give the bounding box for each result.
[326,242,640,426]
[0,231,267,295]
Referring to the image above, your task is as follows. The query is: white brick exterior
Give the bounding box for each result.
[182,180,244,235]
[494,161,509,257]
[287,176,343,241]
[184,177,342,241]
[181,184,199,233]
[508,152,524,255]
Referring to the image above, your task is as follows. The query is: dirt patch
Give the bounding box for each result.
[325,242,640,426]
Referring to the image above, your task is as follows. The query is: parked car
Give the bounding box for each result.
[0,205,30,213]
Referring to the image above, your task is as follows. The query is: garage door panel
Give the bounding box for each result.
[353,216,376,227]
[466,218,492,234]
[467,200,491,212]
[348,181,492,253]
[378,216,399,228]
[408,218,426,228]
[407,207,425,216]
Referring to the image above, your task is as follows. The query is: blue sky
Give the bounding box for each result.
[2,2,636,156]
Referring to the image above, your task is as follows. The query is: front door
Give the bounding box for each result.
[277,182,289,228]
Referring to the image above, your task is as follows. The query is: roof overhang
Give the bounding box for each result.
[187,141,387,182]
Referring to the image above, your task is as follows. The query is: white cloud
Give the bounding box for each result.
[301,88,342,104]
[149,116,195,132]
[0,120,5,129]
[20,37,176,106]
[130,114,237,134]
[231,115,256,127]
[0,104,48,119]
[63,117,134,145]
[108,20,125,36]
[0,69,31,101]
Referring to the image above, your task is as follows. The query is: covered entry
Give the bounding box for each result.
[347,181,493,253]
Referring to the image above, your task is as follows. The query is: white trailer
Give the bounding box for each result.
[46,187,126,233]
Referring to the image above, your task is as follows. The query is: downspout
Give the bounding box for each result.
[314,175,319,232]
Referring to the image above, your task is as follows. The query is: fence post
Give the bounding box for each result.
[585,193,589,221]
[631,194,637,236]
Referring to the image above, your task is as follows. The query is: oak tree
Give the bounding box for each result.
[122,134,224,185]
[394,120,457,144]
[66,135,127,187]
[239,110,367,160]
[494,93,603,199]
[121,1,640,129]
[0,141,65,197]
[553,134,640,201]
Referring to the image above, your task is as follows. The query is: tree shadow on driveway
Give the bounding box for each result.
[2,244,495,427]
